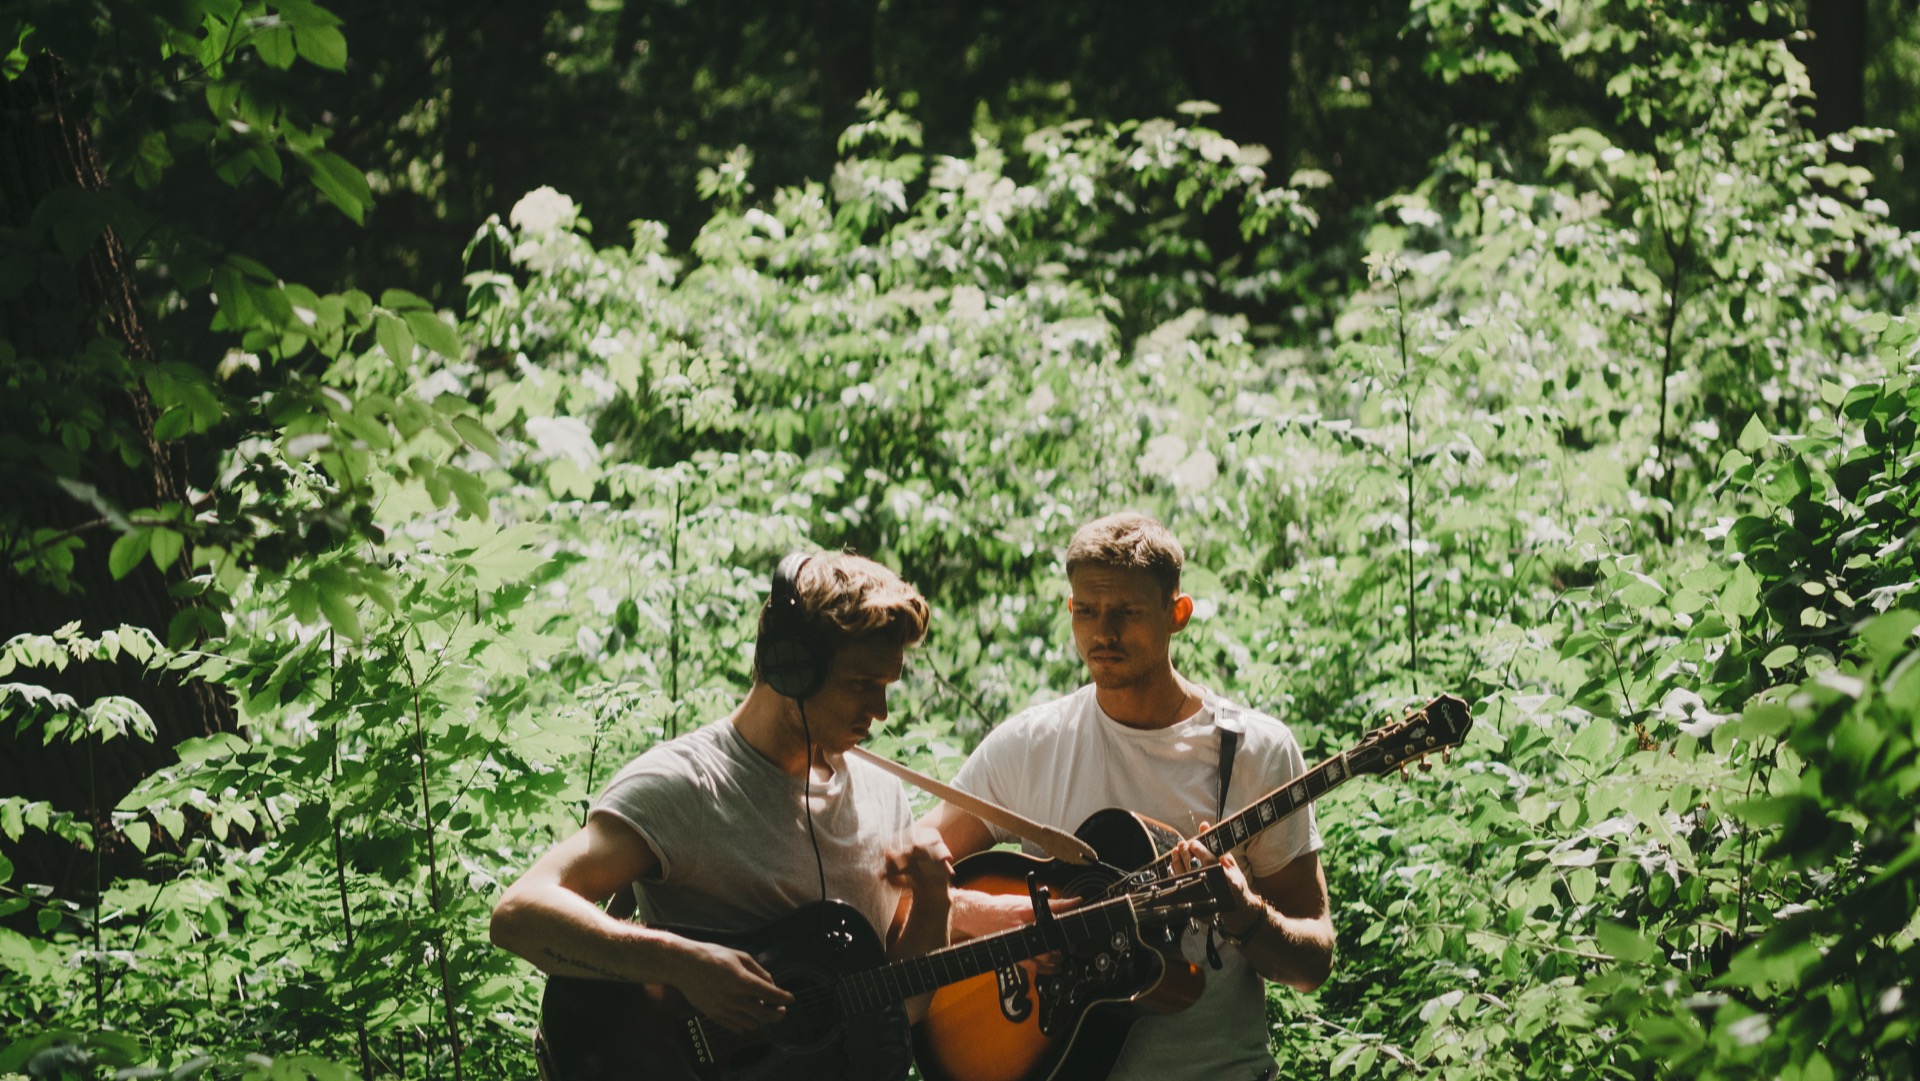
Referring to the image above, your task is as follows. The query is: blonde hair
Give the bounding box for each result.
[1064,512,1184,598]
[756,551,929,666]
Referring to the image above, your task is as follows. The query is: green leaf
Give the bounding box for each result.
[1568,719,1619,765]
[380,288,431,312]
[301,150,371,225]
[1596,920,1655,963]
[295,24,348,70]
[148,528,185,573]
[403,309,463,358]
[445,468,491,519]
[1739,699,1793,739]
[1720,565,1761,621]
[374,312,413,361]
[1738,414,1771,453]
[1761,644,1799,670]
[1568,866,1597,904]
[450,414,500,459]
[254,26,297,69]
[316,586,362,639]
[1858,610,1920,668]
[109,530,151,580]
[547,457,599,500]
[1560,628,1605,661]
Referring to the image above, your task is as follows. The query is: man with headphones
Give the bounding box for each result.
[491,552,953,1050]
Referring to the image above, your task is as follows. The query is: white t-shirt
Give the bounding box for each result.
[953,684,1321,1081]
[592,719,911,942]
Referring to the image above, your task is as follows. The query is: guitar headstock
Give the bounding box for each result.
[1130,865,1233,926]
[1346,693,1473,778]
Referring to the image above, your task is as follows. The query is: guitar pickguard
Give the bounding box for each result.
[1033,927,1142,1037]
[995,963,1032,1023]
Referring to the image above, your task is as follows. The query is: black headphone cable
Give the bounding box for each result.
[797,699,829,905]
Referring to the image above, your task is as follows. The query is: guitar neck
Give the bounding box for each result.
[832,896,1141,1013]
[1192,750,1355,862]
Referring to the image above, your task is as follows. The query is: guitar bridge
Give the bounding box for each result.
[685,1017,715,1066]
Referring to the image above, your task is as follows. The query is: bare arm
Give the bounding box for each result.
[920,802,1072,938]
[880,824,954,1022]
[883,824,953,963]
[1177,840,1335,992]
[489,814,794,1031]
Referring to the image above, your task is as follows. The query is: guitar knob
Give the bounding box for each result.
[1110,932,1129,951]
[1093,953,1113,974]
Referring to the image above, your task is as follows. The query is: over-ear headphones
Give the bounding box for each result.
[759,553,831,700]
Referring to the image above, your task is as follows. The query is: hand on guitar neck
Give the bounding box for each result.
[1169,829,1333,992]
[950,887,1082,939]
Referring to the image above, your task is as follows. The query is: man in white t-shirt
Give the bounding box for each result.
[922,513,1335,1081]
[491,553,953,1074]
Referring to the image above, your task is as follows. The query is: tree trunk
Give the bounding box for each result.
[1,54,238,899]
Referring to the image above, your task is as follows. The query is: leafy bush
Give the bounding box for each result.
[5,5,1919,1080]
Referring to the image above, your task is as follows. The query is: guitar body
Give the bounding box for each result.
[915,693,1474,1081]
[914,809,1195,1081]
[540,901,912,1081]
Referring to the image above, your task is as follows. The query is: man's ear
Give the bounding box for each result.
[1170,592,1194,631]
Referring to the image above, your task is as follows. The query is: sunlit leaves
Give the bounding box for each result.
[298,149,371,224]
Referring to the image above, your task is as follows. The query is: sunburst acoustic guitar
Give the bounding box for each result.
[913,693,1474,1081]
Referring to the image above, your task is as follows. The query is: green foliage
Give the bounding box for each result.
[6,3,1920,1080]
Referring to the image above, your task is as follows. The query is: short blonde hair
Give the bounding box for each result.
[1064,512,1184,598]
[756,551,929,668]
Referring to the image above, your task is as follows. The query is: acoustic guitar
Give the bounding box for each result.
[537,865,1232,1081]
[913,693,1473,1081]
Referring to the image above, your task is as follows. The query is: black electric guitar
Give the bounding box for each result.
[537,865,1232,1081]
[913,693,1473,1081]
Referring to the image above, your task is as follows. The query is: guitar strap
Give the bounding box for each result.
[1206,708,1243,971]
[1217,719,1240,821]
[846,745,1100,865]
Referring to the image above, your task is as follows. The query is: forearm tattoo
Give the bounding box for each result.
[541,946,626,981]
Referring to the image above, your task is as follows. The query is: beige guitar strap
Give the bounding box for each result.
[846,746,1101,866]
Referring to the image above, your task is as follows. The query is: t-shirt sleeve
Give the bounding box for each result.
[883,768,913,836]
[589,759,686,882]
[950,721,1026,847]
[1239,728,1324,879]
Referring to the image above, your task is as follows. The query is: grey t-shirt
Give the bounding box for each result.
[591,719,911,941]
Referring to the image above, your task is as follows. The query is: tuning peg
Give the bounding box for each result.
[1441,748,1452,765]
[1417,758,1433,773]
[1398,763,1410,781]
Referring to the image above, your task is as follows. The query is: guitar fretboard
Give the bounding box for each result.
[831,895,1140,1014]
[1191,750,1354,863]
